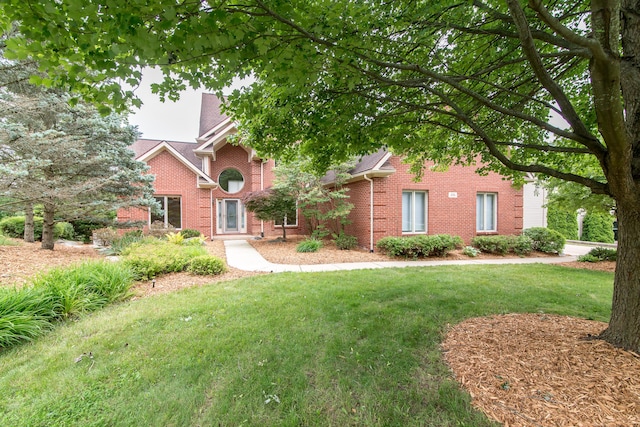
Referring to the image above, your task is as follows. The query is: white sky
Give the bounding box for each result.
[127,68,203,142]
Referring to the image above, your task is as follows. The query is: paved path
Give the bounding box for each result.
[224,240,593,273]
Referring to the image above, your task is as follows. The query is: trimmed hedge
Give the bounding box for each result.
[471,235,533,256]
[376,234,462,258]
[547,208,579,240]
[334,233,358,250]
[581,212,615,243]
[523,227,566,254]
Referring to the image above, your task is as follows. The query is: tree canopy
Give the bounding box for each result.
[2,1,640,349]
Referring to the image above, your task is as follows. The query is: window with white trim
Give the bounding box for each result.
[402,191,427,233]
[476,192,497,232]
[274,205,298,227]
[151,196,182,229]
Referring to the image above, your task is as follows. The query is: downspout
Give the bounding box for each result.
[260,160,265,237]
[364,174,374,252]
[210,188,214,240]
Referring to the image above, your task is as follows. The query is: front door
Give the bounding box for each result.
[224,200,239,232]
[217,199,245,234]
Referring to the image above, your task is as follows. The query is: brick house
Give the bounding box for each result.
[118,94,526,249]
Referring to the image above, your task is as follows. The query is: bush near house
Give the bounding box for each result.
[376,234,463,258]
[122,239,226,280]
[187,255,226,275]
[334,233,358,250]
[179,229,203,239]
[523,227,566,254]
[547,207,579,240]
[471,235,533,256]
[581,212,615,243]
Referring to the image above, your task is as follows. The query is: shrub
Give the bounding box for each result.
[179,229,202,239]
[472,235,510,255]
[296,238,323,253]
[523,227,566,254]
[581,212,615,243]
[376,234,462,258]
[108,230,145,255]
[92,227,119,246]
[0,216,43,240]
[547,207,579,240]
[69,219,109,243]
[165,232,185,245]
[54,222,75,240]
[187,255,226,275]
[510,234,534,256]
[334,233,358,250]
[462,246,480,257]
[183,236,206,246]
[577,247,617,262]
[123,240,207,280]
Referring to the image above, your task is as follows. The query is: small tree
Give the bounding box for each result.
[273,157,355,238]
[582,212,615,244]
[547,206,579,241]
[242,188,297,241]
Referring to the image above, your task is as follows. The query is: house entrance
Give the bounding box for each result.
[217,199,246,234]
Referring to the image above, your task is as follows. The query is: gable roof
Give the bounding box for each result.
[132,139,203,171]
[323,149,396,184]
[198,93,229,138]
[131,139,217,187]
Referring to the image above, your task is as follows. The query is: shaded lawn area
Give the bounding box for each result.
[0,265,612,426]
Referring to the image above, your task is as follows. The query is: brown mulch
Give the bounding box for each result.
[443,314,640,427]
[0,238,261,296]
[0,240,102,286]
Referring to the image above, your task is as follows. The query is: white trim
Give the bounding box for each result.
[402,190,428,234]
[196,117,234,142]
[372,151,393,171]
[138,141,216,186]
[476,192,498,232]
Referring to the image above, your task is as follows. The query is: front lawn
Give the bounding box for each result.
[0,265,612,426]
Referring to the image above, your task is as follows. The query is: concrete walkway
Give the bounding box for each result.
[224,240,593,273]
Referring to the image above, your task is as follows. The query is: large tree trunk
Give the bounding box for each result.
[599,202,640,351]
[23,201,35,243]
[41,202,56,250]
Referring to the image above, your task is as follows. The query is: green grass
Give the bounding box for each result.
[0,265,613,426]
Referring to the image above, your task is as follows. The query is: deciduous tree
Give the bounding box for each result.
[2,1,640,350]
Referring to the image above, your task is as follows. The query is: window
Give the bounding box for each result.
[402,191,427,233]
[151,196,182,229]
[274,205,298,227]
[476,192,497,231]
[218,168,245,193]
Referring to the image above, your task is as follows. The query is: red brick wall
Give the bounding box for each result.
[116,149,213,237]
[343,157,523,249]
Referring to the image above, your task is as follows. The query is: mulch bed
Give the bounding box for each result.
[443,314,640,426]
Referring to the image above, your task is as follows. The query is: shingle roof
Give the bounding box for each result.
[322,148,395,183]
[132,139,203,172]
[198,93,229,138]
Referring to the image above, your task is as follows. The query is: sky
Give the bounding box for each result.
[127,68,203,142]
